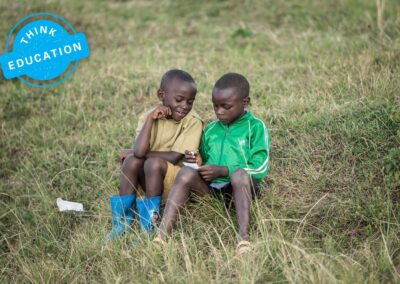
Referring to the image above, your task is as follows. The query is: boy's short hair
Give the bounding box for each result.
[214,73,250,98]
[160,69,197,92]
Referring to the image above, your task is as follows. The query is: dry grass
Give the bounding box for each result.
[1,0,399,283]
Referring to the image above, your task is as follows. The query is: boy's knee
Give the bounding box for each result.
[123,155,143,173]
[231,169,250,186]
[144,157,167,174]
[176,166,198,183]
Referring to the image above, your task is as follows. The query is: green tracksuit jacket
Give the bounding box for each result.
[199,111,270,184]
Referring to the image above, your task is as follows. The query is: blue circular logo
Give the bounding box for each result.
[0,12,90,88]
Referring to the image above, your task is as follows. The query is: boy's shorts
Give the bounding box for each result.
[208,178,262,207]
[137,162,181,202]
[163,162,181,199]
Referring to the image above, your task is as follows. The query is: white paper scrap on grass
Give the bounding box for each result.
[183,162,199,170]
[57,198,84,212]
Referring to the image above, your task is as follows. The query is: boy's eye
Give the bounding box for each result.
[223,105,232,110]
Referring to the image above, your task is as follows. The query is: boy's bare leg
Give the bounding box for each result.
[144,157,168,197]
[119,154,145,196]
[231,169,252,241]
[159,167,209,238]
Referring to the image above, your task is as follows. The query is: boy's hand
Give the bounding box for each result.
[120,149,133,164]
[184,150,202,165]
[198,165,228,181]
[151,106,172,120]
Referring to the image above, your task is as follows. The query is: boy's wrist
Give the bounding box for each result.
[146,113,155,121]
[218,166,229,177]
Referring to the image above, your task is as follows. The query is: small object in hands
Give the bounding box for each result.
[57,198,84,212]
[183,162,199,170]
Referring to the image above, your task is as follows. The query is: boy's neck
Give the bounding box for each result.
[227,111,247,126]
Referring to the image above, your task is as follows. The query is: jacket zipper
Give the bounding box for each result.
[218,125,229,164]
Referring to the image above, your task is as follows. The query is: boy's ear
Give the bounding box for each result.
[243,96,250,107]
[157,89,165,101]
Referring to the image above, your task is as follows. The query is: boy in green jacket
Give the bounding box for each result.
[157,73,270,254]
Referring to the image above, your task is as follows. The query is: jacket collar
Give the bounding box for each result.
[218,111,252,128]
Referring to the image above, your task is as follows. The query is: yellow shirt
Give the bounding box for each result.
[135,108,203,158]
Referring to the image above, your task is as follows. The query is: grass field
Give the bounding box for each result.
[1,0,399,283]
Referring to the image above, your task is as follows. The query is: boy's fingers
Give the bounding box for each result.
[199,165,211,171]
[153,111,160,119]
[201,175,210,181]
[153,107,168,119]
[203,175,211,181]
[199,170,211,178]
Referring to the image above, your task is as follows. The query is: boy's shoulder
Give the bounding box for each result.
[184,110,203,124]
[135,109,203,138]
[248,112,267,127]
[204,112,266,127]
[203,119,220,133]
[247,113,269,138]
[137,108,202,124]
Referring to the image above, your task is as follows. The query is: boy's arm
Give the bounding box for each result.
[197,131,229,181]
[145,151,183,165]
[133,106,171,159]
[121,149,182,165]
[240,121,270,180]
[198,132,209,163]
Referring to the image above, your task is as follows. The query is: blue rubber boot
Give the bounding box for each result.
[136,195,162,233]
[105,194,136,240]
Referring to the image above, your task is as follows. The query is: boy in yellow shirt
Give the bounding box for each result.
[106,69,203,239]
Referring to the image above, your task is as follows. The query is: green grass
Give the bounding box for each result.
[1,0,399,282]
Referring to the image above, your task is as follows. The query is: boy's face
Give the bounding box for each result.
[158,78,196,121]
[212,87,249,125]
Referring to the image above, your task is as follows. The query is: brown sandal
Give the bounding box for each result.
[236,240,252,255]
[153,236,167,248]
